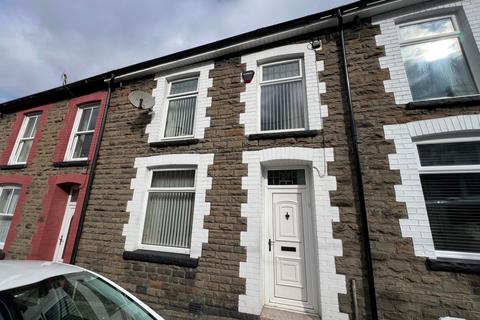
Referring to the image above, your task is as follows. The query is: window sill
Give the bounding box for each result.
[426,257,480,274]
[53,160,89,167]
[149,138,200,148]
[123,249,198,268]
[248,130,319,140]
[0,164,27,170]
[406,95,480,110]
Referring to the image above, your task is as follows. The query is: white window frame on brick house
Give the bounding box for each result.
[397,14,479,101]
[8,113,41,165]
[146,63,213,144]
[373,2,480,104]
[384,114,480,260]
[160,76,199,140]
[257,58,308,133]
[64,103,100,161]
[136,167,197,255]
[414,135,480,261]
[0,185,21,250]
[124,153,214,258]
[240,43,327,136]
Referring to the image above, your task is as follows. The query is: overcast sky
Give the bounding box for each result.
[0,0,354,103]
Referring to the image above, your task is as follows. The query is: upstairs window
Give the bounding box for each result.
[416,137,480,259]
[259,59,306,132]
[9,113,41,165]
[163,78,198,139]
[140,169,196,253]
[65,103,99,161]
[399,16,478,101]
[0,185,20,249]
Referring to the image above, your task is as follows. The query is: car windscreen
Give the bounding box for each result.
[0,271,155,320]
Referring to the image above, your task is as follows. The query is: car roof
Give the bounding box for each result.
[0,260,85,291]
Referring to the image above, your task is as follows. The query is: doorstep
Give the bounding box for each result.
[260,307,320,320]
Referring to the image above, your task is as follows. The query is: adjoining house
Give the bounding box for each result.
[1,0,480,319]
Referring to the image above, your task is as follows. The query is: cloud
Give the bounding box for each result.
[0,0,354,102]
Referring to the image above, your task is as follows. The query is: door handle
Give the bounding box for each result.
[268,239,274,252]
[59,235,63,245]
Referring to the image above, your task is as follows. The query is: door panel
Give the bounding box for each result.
[53,187,78,262]
[272,192,307,302]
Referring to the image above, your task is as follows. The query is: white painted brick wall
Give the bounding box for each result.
[146,63,214,143]
[124,153,214,259]
[239,147,347,320]
[373,0,480,104]
[384,114,480,258]
[240,43,327,135]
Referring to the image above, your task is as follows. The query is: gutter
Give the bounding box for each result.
[70,73,115,264]
[337,7,379,320]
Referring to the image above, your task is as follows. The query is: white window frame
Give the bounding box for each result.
[64,103,99,161]
[8,113,41,165]
[258,58,307,133]
[0,185,20,250]
[398,14,479,100]
[415,135,480,260]
[137,167,197,255]
[161,77,199,141]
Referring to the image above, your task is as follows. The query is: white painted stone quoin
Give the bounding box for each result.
[373,0,480,104]
[146,62,214,143]
[240,43,328,135]
[239,147,347,320]
[123,153,214,259]
[384,114,480,258]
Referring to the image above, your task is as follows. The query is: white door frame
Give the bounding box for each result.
[263,166,319,314]
[53,186,79,262]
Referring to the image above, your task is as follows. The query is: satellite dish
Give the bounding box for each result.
[128,91,155,110]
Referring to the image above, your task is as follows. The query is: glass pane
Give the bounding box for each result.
[268,170,306,185]
[261,80,305,131]
[77,107,92,132]
[418,141,480,166]
[87,106,99,131]
[0,272,156,320]
[72,133,93,159]
[164,97,196,137]
[401,38,478,100]
[421,173,480,253]
[22,115,40,138]
[0,216,12,244]
[151,170,195,188]
[7,189,20,215]
[16,140,33,163]
[399,18,455,41]
[170,78,198,95]
[142,191,195,248]
[0,188,13,214]
[263,61,300,81]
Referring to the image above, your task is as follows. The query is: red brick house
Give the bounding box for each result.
[1,0,480,319]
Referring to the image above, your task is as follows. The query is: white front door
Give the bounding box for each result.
[53,187,79,262]
[265,169,317,312]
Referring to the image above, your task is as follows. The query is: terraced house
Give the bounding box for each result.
[1,0,480,319]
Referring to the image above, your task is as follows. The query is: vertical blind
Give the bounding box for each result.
[260,60,306,132]
[164,97,196,137]
[0,187,20,244]
[418,141,480,254]
[142,170,195,249]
